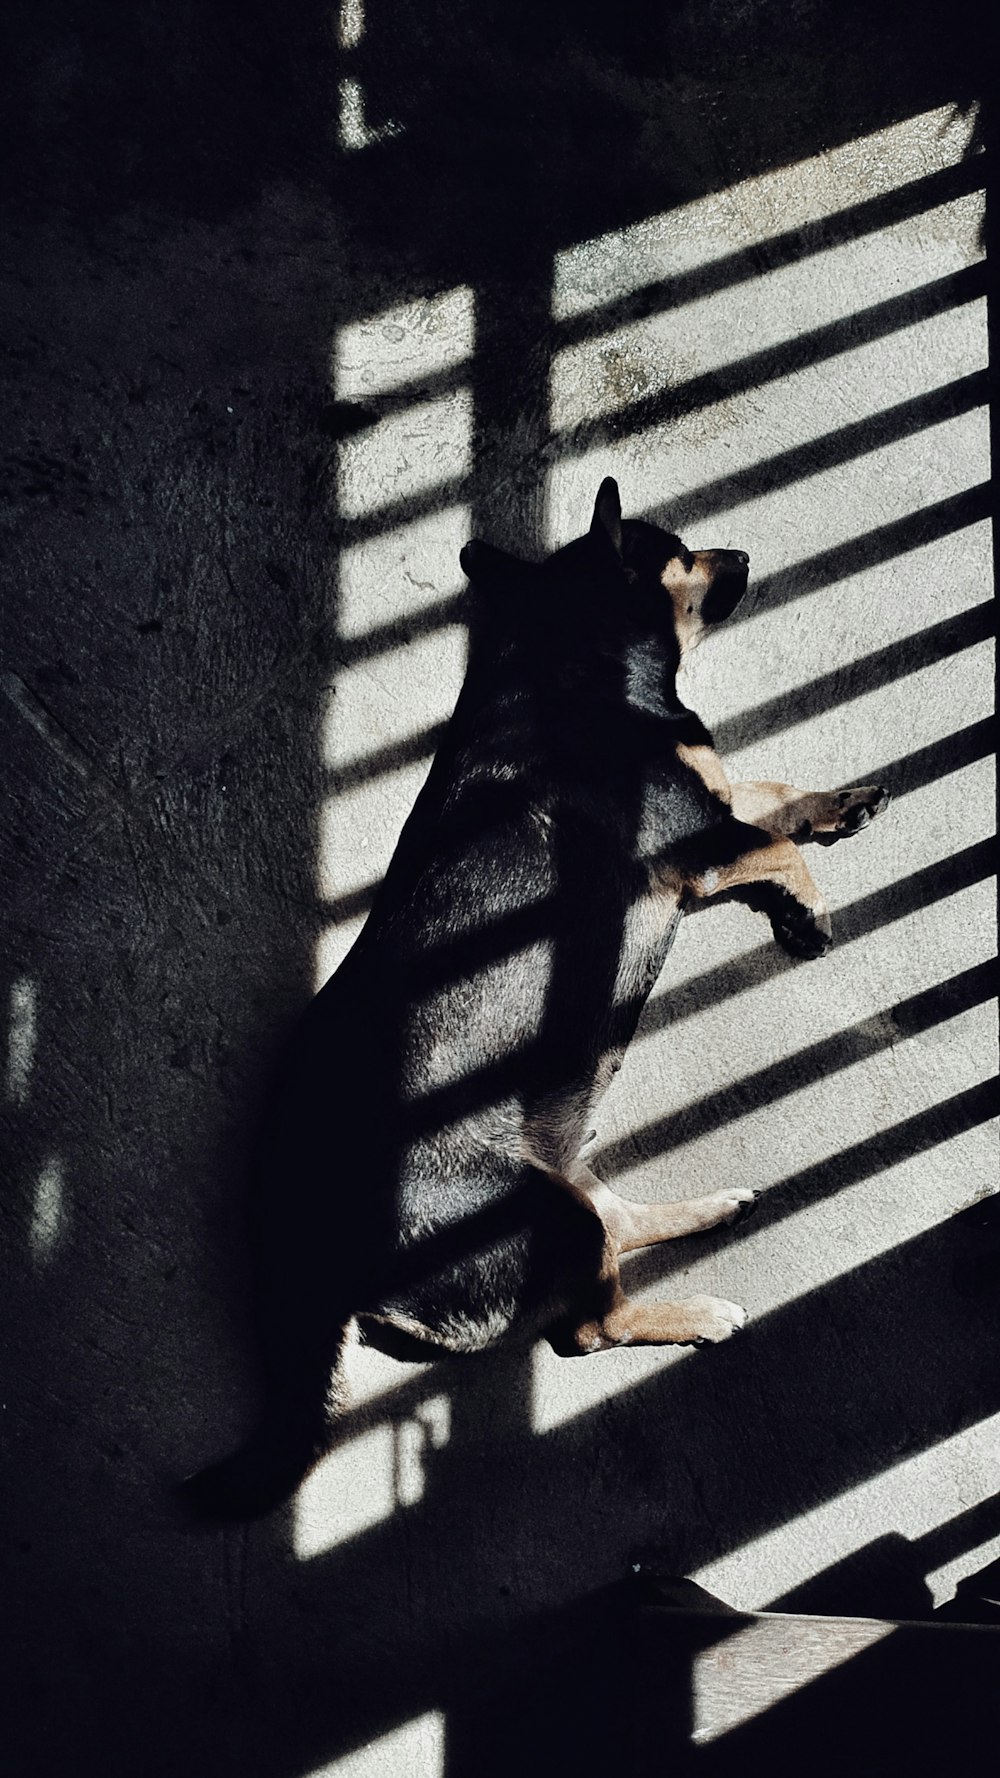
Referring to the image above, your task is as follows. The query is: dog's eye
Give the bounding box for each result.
[686,604,694,615]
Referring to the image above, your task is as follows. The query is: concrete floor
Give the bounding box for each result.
[1,3,996,1774]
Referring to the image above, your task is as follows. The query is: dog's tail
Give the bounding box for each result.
[176,1420,324,1521]
[177,1336,350,1521]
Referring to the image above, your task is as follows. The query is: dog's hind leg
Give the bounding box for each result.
[565,1165,754,1255]
[569,1292,747,1351]
[548,1182,747,1353]
[555,1229,745,1353]
[730,780,889,841]
[178,1312,351,1520]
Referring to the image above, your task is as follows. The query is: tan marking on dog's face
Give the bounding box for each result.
[660,547,748,650]
[676,743,732,802]
[660,553,713,652]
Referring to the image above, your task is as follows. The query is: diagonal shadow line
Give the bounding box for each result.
[833,714,995,801]
[267,1072,1000,1458]
[341,358,471,422]
[439,824,989,1145]
[402,930,995,1148]
[714,599,994,756]
[337,474,471,548]
[321,480,990,695]
[283,1206,1000,1771]
[319,851,627,995]
[407,900,554,998]
[731,482,992,627]
[322,437,991,885]
[639,835,996,1043]
[323,600,993,801]
[388,826,994,1140]
[623,1075,998,1294]
[559,263,988,454]
[912,1491,1000,1570]
[557,155,986,349]
[638,370,988,531]
[321,880,382,925]
[317,713,993,931]
[410,794,985,1147]
[328,480,990,690]
[596,959,996,1175]
[335,589,467,668]
[325,719,449,793]
[336,371,987,555]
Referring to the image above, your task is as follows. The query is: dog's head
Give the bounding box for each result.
[589,477,749,654]
[460,478,748,658]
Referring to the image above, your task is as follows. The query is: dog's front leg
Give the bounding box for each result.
[730,780,889,842]
[688,817,833,958]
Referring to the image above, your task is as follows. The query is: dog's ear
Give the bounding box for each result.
[590,477,623,559]
[459,539,526,591]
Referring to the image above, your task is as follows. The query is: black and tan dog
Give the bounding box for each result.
[184,478,888,1516]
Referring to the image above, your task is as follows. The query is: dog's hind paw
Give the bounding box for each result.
[708,1187,757,1225]
[692,1187,757,1230]
[687,1296,747,1345]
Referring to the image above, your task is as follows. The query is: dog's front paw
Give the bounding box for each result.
[772,900,832,959]
[686,1295,747,1345]
[815,785,890,842]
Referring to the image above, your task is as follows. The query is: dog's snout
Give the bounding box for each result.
[701,550,749,625]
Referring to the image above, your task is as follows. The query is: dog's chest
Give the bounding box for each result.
[631,738,733,875]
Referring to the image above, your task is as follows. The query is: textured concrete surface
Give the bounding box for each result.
[1,4,996,1774]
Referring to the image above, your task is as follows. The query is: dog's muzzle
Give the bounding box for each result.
[702,551,749,625]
